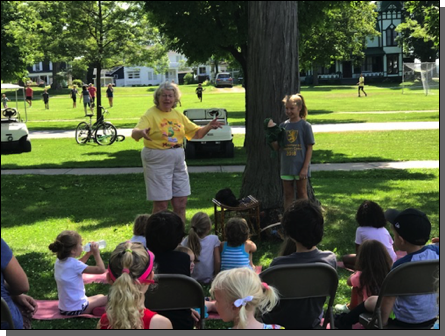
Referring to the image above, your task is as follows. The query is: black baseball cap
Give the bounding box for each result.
[386,208,431,245]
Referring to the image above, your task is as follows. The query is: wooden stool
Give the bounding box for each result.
[212,195,261,241]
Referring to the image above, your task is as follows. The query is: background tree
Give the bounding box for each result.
[1,1,43,82]
[58,1,169,119]
[396,1,439,62]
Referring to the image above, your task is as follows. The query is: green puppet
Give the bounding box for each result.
[264,118,285,157]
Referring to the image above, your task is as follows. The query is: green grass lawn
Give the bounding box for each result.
[1,83,439,329]
[1,169,439,329]
[5,83,438,130]
[1,129,438,169]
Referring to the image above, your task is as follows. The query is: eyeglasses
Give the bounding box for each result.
[161,94,174,99]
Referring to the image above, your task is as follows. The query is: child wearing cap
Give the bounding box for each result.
[380,208,439,327]
[335,208,439,329]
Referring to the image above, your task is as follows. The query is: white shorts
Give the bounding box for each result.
[141,147,191,201]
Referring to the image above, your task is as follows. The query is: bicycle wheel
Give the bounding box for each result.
[75,122,91,144]
[94,122,117,145]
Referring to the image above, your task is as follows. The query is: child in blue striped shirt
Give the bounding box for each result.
[220,218,256,271]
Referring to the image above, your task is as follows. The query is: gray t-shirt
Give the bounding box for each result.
[279,119,315,177]
[181,235,221,284]
[261,248,337,329]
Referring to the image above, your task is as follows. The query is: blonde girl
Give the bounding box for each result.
[210,268,283,329]
[181,212,221,284]
[272,93,315,208]
[98,242,172,329]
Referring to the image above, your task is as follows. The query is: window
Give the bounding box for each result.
[127,70,140,79]
[387,54,398,75]
[362,57,373,72]
[33,62,42,72]
[386,26,397,46]
[148,72,153,80]
[199,67,206,74]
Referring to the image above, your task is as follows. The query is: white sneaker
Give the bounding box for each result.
[334,304,350,314]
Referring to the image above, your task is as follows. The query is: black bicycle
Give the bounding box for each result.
[75,106,121,145]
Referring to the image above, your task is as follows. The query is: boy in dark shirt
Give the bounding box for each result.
[261,199,337,329]
[195,83,205,102]
[42,89,49,109]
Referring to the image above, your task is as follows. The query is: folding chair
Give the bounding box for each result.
[1,297,15,329]
[144,274,206,329]
[359,259,439,329]
[259,263,338,329]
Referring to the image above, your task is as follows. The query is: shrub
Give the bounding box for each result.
[183,73,195,85]
[72,79,83,88]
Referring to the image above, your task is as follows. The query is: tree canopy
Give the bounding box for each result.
[396,1,439,61]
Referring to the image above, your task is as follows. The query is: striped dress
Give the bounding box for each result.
[220,242,252,271]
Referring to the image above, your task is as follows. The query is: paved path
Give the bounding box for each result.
[2,121,438,175]
[1,161,438,176]
[28,121,439,139]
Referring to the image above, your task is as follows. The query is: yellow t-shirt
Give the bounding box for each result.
[359,76,365,86]
[135,106,200,149]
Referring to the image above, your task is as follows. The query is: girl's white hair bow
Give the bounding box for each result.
[234,296,253,307]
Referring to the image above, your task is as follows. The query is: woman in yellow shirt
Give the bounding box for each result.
[132,82,221,223]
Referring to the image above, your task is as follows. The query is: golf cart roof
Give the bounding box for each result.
[1,83,24,89]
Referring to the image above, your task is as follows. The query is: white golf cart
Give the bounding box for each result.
[183,108,234,159]
[1,83,31,153]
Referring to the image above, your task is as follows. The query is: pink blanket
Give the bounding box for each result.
[32,300,105,320]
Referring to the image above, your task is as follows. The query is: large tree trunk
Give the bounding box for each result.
[241,1,299,210]
[51,62,63,90]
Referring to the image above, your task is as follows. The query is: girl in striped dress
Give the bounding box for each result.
[220,218,256,271]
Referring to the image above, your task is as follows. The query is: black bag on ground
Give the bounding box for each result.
[215,188,239,207]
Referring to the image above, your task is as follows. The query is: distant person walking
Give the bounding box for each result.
[42,88,49,109]
[2,94,9,109]
[357,74,367,97]
[25,85,33,108]
[87,83,97,108]
[80,85,94,116]
[195,83,205,102]
[70,85,79,108]
[106,83,114,107]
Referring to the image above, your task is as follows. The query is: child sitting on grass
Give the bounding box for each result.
[48,230,107,316]
[220,217,256,271]
[181,212,221,284]
[336,208,439,329]
[335,239,393,313]
[342,200,397,270]
[130,214,150,247]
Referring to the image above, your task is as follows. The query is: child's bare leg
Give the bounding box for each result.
[296,178,308,199]
[83,295,108,314]
[342,254,356,270]
[282,180,295,210]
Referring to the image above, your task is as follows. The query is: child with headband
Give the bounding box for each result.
[98,242,172,329]
[210,268,283,329]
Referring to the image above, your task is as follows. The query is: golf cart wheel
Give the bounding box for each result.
[75,122,91,144]
[185,142,196,159]
[225,141,234,158]
[20,137,31,153]
[95,122,117,145]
